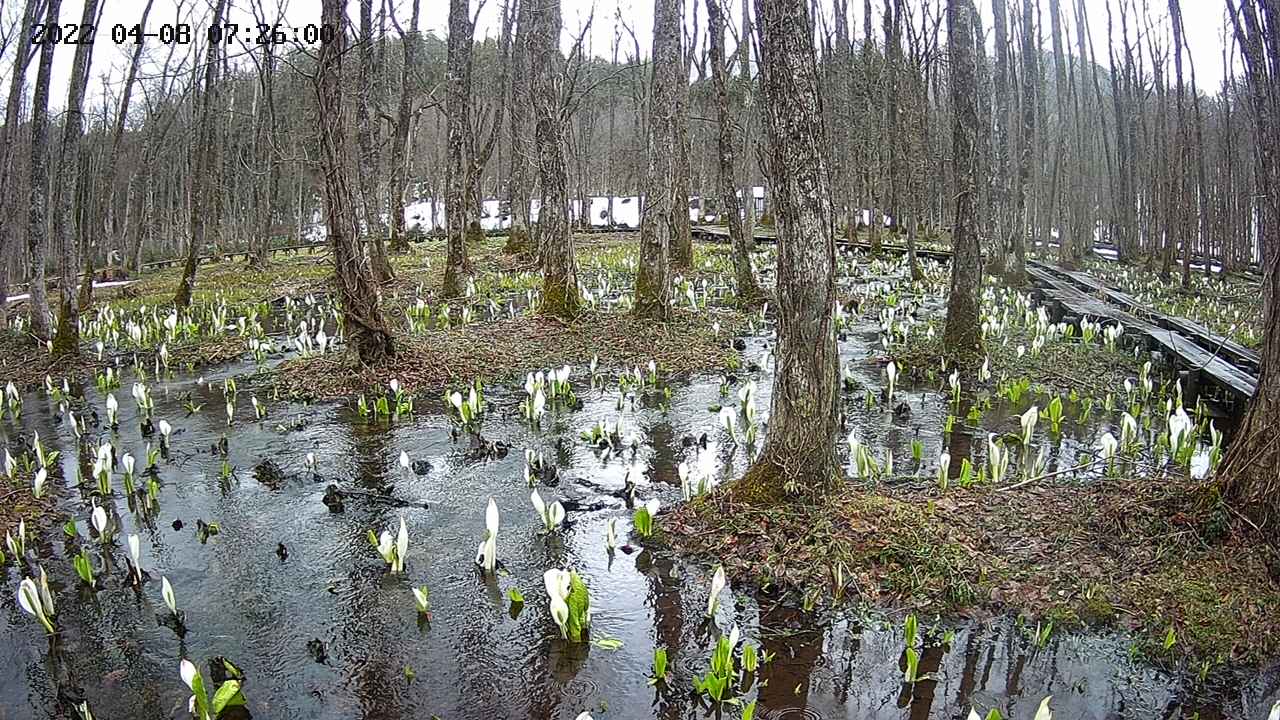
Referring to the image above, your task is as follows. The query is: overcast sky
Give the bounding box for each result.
[6,0,1240,113]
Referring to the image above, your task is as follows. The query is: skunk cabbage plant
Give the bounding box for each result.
[368,517,409,574]
[475,497,499,574]
[544,569,591,641]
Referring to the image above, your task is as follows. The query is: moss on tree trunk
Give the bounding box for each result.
[737,0,842,497]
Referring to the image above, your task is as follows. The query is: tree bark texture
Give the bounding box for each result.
[944,0,983,367]
[51,0,101,358]
[530,0,579,318]
[0,0,40,327]
[25,0,62,339]
[442,0,474,298]
[1218,0,1280,530]
[174,0,228,308]
[706,0,763,303]
[388,0,421,252]
[358,0,394,282]
[634,0,682,320]
[740,0,840,496]
[317,0,394,364]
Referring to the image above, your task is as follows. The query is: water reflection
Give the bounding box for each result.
[0,322,1274,719]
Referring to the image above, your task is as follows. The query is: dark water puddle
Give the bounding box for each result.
[0,317,1274,719]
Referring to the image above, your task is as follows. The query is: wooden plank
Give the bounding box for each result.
[1030,259,1262,373]
[1026,260,1257,401]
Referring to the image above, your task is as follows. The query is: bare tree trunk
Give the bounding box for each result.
[634,0,682,320]
[670,48,694,269]
[737,0,840,497]
[174,0,229,308]
[531,0,579,317]
[317,0,395,364]
[739,0,758,247]
[249,35,281,270]
[359,0,394,282]
[388,0,421,253]
[442,0,476,298]
[50,0,100,358]
[1217,0,1280,529]
[1047,0,1072,267]
[707,0,763,304]
[1007,0,1035,286]
[987,0,1012,275]
[944,0,983,367]
[0,0,40,328]
[25,0,62,339]
[503,0,535,255]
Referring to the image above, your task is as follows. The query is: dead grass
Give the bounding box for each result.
[666,473,1280,666]
[272,308,747,400]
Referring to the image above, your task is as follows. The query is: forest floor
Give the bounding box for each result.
[2,232,1274,676]
[670,296,1280,672]
[666,470,1280,670]
[1,234,752,393]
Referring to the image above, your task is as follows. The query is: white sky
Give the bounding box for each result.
[9,0,1239,113]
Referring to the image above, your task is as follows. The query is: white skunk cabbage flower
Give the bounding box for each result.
[707,565,727,617]
[32,468,47,499]
[91,506,108,537]
[18,577,55,634]
[395,517,408,573]
[1167,408,1194,456]
[162,576,178,616]
[544,569,572,637]
[885,360,899,398]
[605,518,618,551]
[1099,432,1118,461]
[531,490,565,532]
[475,497,499,574]
[718,407,738,439]
[1019,405,1039,445]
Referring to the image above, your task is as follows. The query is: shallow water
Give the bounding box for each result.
[0,315,1275,720]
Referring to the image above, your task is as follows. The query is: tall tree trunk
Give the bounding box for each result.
[1217,0,1280,529]
[944,0,983,367]
[0,0,40,328]
[707,0,763,304]
[87,0,152,307]
[25,0,62,339]
[634,0,682,320]
[174,0,229,308]
[442,0,476,298]
[737,0,840,497]
[1047,0,1072,267]
[249,38,281,270]
[670,49,694,269]
[50,0,100,358]
[317,0,395,364]
[503,0,535,255]
[1008,0,1035,286]
[359,0,394,282]
[388,0,421,252]
[531,0,579,317]
[739,0,757,248]
[987,0,1012,274]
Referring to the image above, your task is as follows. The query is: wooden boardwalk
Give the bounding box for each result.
[1025,260,1257,403]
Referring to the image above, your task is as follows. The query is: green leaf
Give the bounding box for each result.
[210,680,245,715]
[591,637,624,651]
[506,587,524,604]
[565,572,591,642]
[190,673,210,720]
